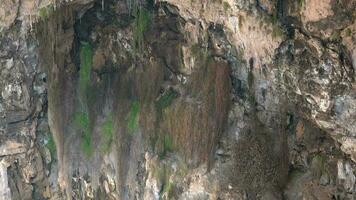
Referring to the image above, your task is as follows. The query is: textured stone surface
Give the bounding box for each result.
[0,0,355,199]
[0,162,11,200]
[301,0,333,22]
[0,141,27,156]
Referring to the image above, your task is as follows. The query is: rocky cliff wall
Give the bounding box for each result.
[0,0,355,199]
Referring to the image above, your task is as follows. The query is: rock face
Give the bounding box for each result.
[0,162,11,200]
[0,0,355,199]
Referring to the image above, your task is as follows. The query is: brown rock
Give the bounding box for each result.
[301,0,334,23]
[257,0,275,14]
[93,49,106,70]
[0,141,27,156]
[296,121,305,141]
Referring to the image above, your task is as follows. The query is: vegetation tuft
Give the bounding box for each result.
[156,89,179,113]
[345,28,352,37]
[153,160,188,199]
[154,164,174,199]
[299,0,305,9]
[127,100,140,134]
[39,7,48,19]
[223,2,231,12]
[164,135,173,151]
[159,134,173,159]
[330,31,341,41]
[161,180,174,199]
[272,25,283,39]
[38,5,54,20]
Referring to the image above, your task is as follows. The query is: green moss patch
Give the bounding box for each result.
[46,134,56,159]
[163,135,173,152]
[73,112,92,156]
[79,41,93,96]
[74,112,90,130]
[81,133,93,157]
[39,7,48,19]
[159,134,173,159]
[38,4,54,20]
[127,101,140,134]
[75,41,94,156]
[133,7,152,51]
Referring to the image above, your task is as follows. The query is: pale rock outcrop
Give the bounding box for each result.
[160,0,283,68]
[337,160,356,192]
[0,0,19,30]
[0,162,11,200]
[0,141,27,156]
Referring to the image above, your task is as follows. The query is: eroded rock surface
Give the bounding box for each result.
[0,0,355,199]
